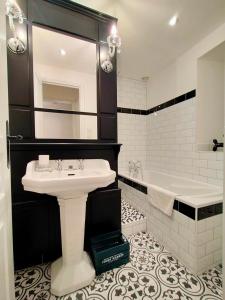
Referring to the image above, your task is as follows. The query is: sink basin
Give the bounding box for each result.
[22,159,116,198]
[22,159,116,296]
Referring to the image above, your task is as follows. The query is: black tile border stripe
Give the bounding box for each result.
[117,89,196,115]
[198,203,223,220]
[118,175,147,194]
[117,107,147,115]
[173,200,195,220]
[119,175,222,220]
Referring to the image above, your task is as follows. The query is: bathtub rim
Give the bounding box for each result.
[118,169,223,209]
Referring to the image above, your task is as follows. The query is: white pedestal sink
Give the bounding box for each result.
[22,159,116,296]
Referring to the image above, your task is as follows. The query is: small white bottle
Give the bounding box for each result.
[38,155,49,168]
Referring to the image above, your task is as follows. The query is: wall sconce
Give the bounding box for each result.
[101,24,121,73]
[6,0,26,54]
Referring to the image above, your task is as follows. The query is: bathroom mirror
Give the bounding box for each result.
[32,25,98,139]
[35,111,97,139]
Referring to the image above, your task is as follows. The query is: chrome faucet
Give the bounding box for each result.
[78,159,84,170]
[56,159,63,171]
[128,160,143,180]
[128,160,135,176]
[135,160,143,180]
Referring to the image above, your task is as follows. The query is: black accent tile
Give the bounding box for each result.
[173,200,179,211]
[178,202,195,220]
[167,99,175,108]
[140,185,148,194]
[117,175,124,182]
[175,94,186,104]
[186,90,196,100]
[131,109,140,115]
[215,203,223,214]
[118,175,147,195]
[198,203,223,220]
[141,110,148,115]
[122,108,132,114]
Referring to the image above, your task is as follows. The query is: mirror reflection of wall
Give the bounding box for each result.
[35,111,97,139]
[32,25,98,139]
[42,83,80,112]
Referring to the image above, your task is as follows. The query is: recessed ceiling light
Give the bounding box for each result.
[169,15,178,27]
[60,49,66,56]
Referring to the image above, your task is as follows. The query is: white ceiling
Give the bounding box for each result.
[32,25,96,74]
[74,0,225,79]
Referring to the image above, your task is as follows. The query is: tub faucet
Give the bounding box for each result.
[212,139,223,152]
[128,160,135,176]
[128,160,143,180]
[135,160,143,180]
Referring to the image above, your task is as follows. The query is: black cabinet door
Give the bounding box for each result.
[12,201,49,270]
[12,198,62,270]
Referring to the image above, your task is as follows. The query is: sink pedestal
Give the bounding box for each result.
[51,195,95,296]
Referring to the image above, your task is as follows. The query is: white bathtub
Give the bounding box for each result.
[119,170,223,208]
[118,169,223,274]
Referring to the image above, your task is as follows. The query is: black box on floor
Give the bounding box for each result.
[90,231,130,275]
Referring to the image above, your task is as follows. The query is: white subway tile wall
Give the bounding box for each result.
[119,181,222,274]
[117,76,224,186]
[117,77,223,275]
[117,77,147,170]
[117,77,147,110]
[146,98,224,186]
[118,113,147,170]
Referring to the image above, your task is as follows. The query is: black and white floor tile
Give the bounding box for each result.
[15,232,222,300]
[121,200,146,225]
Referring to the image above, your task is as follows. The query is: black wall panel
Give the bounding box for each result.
[100,115,117,140]
[99,22,117,114]
[7,0,121,270]
[7,0,30,107]
[9,108,33,138]
[28,0,98,41]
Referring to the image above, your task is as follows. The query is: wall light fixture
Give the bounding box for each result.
[101,24,121,73]
[6,0,26,54]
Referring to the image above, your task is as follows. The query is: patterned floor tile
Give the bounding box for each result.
[14,232,222,300]
[121,200,146,225]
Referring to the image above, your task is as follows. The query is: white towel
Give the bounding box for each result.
[148,184,177,216]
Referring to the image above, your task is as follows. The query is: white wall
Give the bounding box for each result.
[149,22,225,106]
[117,77,147,170]
[118,77,147,110]
[197,58,224,147]
[146,98,224,186]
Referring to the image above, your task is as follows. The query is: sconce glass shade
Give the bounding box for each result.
[107,34,121,57]
[101,24,121,73]
[8,37,26,54]
[101,58,113,73]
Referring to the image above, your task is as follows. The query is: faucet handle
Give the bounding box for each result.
[56,159,63,171]
[78,159,84,170]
